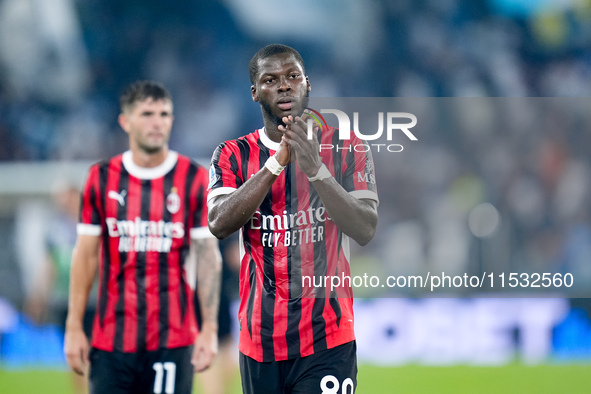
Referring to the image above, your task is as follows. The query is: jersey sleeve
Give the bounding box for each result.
[207,141,243,203]
[190,164,214,239]
[77,164,103,236]
[341,134,379,204]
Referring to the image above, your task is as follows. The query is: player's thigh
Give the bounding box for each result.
[88,348,136,394]
[290,341,358,394]
[143,346,194,394]
[239,352,286,394]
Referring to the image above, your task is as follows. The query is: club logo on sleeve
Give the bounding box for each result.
[166,187,181,214]
[357,159,376,184]
[208,164,220,190]
[108,190,127,206]
[364,158,373,174]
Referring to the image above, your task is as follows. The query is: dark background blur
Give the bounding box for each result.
[2,0,591,162]
[1,0,591,370]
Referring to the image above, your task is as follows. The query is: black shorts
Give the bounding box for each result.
[239,341,357,394]
[89,346,194,394]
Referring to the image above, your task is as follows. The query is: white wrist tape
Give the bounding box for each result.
[265,155,285,176]
[307,164,331,182]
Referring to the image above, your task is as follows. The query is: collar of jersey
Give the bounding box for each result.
[122,150,178,180]
[259,128,280,151]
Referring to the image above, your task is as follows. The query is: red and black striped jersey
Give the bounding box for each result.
[208,127,378,362]
[78,150,212,353]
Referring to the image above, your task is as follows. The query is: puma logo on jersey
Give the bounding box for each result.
[108,190,127,206]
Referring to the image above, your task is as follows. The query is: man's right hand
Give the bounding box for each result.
[276,135,292,167]
[277,116,294,166]
[64,326,89,376]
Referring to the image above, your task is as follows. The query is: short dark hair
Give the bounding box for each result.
[249,44,305,84]
[119,80,172,113]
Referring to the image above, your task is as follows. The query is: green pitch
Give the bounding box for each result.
[359,364,591,393]
[0,364,589,393]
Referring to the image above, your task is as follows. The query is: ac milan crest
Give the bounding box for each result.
[166,187,181,214]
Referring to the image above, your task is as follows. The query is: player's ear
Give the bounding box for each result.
[306,76,311,92]
[118,113,130,134]
[251,85,259,102]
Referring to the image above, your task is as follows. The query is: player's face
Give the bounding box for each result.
[119,98,174,154]
[251,53,311,128]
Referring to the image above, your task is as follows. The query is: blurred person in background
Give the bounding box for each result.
[64,80,222,394]
[25,180,95,394]
[195,236,240,394]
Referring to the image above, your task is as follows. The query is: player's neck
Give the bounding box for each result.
[130,147,170,168]
[261,111,284,143]
[264,125,283,143]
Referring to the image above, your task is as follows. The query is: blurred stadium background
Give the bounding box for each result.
[1,0,591,393]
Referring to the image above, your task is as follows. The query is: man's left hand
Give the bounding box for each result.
[191,322,218,373]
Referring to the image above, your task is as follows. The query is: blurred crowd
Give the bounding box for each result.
[2,0,591,161]
[365,97,591,295]
[0,0,590,292]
